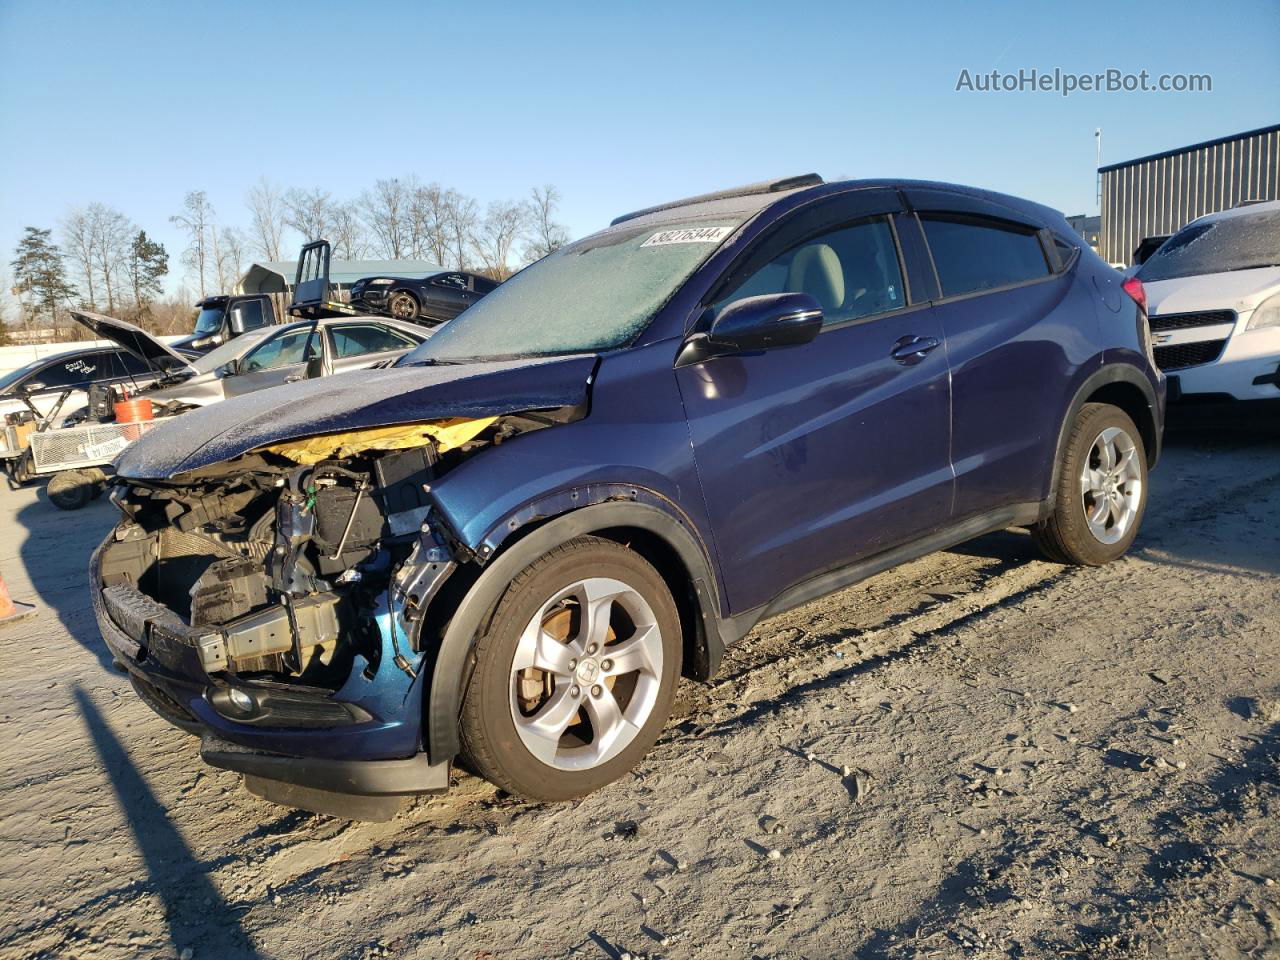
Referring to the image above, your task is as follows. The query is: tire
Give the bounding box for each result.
[46,469,96,510]
[1032,403,1148,565]
[387,290,420,321]
[459,536,682,801]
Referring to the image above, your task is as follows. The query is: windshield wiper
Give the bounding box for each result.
[411,353,535,366]
[1225,262,1280,272]
[408,358,468,366]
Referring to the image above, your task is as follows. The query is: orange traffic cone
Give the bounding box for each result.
[0,571,36,626]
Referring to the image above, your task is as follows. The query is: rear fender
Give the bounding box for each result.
[1044,361,1164,513]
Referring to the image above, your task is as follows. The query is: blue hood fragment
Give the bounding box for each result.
[115,354,597,479]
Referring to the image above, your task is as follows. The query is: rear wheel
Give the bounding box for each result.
[1033,403,1148,565]
[387,290,419,321]
[46,469,96,510]
[459,536,682,801]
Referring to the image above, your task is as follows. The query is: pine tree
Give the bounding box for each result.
[126,230,169,315]
[10,227,75,337]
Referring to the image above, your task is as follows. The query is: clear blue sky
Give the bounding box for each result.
[1,0,1276,296]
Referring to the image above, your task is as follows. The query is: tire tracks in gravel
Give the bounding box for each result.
[665,459,1280,753]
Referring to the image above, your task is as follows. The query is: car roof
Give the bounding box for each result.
[1182,198,1280,228]
[312,315,428,338]
[357,270,452,282]
[607,175,1067,234]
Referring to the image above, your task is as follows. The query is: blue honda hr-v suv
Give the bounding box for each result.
[92,174,1164,819]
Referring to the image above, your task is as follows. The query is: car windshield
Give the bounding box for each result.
[401,218,744,363]
[189,325,278,375]
[1139,207,1280,281]
[0,356,47,394]
[193,305,226,336]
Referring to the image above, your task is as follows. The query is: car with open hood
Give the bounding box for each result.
[90,175,1164,821]
[0,346,165,426]
[71,310,431,414]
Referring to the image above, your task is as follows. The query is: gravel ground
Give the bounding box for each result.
[1,428,1277,960]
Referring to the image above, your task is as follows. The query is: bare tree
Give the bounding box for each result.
[61,209,97,308]
[444,191,480,270]
[89,203,134,312]
[170,190,215,297]
[473,200,530,279]
[360,178,412,258]
[213,226,246,293]
[330,203,368,260]
[409,182,452,265]
[522,185,571,262]
[246,177,287,261]
[283,187,336,242]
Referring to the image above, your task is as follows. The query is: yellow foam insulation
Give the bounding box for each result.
[260,417,496,464]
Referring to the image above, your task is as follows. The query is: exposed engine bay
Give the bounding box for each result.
[96,413,564,690]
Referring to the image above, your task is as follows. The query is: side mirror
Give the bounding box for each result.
[21,380,46,395]
[304,355,326,380]
[676,293,823,367]
[189,335,215,350]
[228,311,247,334]
[218,362,237,378]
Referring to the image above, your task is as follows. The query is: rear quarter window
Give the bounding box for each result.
[922,215,1051,297]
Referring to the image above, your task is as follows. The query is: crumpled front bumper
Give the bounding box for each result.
[89,534,449,797]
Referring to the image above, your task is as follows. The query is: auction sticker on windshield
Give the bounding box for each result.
[641,226,734,247]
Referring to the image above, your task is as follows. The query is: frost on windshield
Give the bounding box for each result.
[406,218,743,361]
[1140,208,1280,282]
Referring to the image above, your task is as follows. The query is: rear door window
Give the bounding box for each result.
[31,352,112,390]
[921,215,1051,297]
[329,323,416,358]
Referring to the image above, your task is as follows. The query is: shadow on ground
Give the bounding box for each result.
[13,487,118,670]
[73,684,263,959]
[950,428,1280,578]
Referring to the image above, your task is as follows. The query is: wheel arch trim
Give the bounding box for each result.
[1046,362,1162,512]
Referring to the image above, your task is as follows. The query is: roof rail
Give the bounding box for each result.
[610,173,823,226]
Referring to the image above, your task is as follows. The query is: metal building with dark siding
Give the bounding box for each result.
[1098,123,1280,265]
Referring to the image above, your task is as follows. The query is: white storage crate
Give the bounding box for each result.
[28,420,157,474]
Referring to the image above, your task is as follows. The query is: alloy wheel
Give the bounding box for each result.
[389,293,417,319]
[1079,426,1143,544]
[509,577,664,771]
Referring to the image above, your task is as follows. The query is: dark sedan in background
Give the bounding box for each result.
[349,270,499,325]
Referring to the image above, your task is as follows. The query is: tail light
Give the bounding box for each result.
[1121,275,1157,366]
[1121,275,1147,315]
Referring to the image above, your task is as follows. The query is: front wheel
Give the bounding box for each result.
[1033,403,1148,565]
[386,290,419,321]
[459,536,682,801]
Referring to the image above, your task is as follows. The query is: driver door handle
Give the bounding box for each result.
[891,335,941,365]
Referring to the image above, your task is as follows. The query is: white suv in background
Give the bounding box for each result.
[1136,200,1280,416]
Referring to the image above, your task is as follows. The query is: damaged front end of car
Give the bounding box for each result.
[93,409,577,819]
